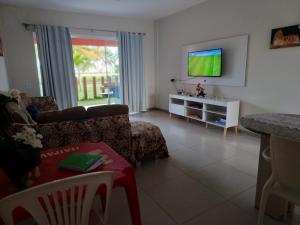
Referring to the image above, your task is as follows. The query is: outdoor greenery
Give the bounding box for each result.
[72,45,120,106]
[73,45,119,77]
[78,97,116,107]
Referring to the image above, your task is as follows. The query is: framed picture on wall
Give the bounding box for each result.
[270,24,300,49]
[0,36,3,56]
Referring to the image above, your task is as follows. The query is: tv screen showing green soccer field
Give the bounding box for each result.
[188,49,222,77]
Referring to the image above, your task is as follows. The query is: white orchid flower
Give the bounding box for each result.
[13,126,43,149]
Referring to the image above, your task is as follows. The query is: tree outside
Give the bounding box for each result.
[72,43,120,107]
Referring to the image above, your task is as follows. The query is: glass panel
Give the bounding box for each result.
[72,38,120,107]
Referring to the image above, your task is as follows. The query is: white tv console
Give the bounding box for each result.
[169,94,240,136]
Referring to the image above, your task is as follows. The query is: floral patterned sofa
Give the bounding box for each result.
[1,94,169,164]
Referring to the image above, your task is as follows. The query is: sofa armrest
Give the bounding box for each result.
[86,104,129,119]
[30,96,59,112]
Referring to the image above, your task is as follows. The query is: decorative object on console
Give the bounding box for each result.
[196,83,206,98]
[0,126,42,189]
[170,78,182,94]
[270,24,300,49]
[170,77,199,95]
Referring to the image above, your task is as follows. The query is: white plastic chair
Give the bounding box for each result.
[257,135,300,225]
[0,171,113,225]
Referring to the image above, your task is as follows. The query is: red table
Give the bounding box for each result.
[0,142,142,225]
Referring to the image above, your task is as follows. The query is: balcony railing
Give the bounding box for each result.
[76,73,120,106]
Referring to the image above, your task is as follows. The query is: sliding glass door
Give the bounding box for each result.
[71,36,120,107]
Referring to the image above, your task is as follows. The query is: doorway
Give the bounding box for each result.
[71,36,120,107]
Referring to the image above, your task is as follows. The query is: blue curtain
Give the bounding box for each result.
[118,32,145,112]
[35,25,77,109]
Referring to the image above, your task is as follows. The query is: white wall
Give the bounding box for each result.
[0,5,156,108]
[156,0,300,116]
[0,56,9,91]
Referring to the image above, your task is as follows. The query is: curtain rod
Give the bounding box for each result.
[22,23,146,35]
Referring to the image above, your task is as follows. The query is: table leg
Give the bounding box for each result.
[234,126,239,135]
[223,128,227,137]
[255,134,294,220]
[124,173,142,225]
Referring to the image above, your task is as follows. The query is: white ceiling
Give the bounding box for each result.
[0,0,207,20]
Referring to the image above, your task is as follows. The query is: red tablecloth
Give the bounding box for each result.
[0,142,141,225]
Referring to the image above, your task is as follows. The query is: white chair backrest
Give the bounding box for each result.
[270,135,300,190]
[0,172,113,225]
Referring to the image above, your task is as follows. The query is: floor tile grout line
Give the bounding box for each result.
[167,149,259,179]
[222,161,258,178]
[136,166,258,224]
[132,110,263,225]
[168,153,257,180]
[225,184,257,201]
[171,140,260,159]
[145,160,229,200]
[179,200,227,225]
[140,184,229,225]
[163,158,257,201]
[137,150,257,202]
[173,142,259,155]
[136,164,237,225]
[138,188,181,225]
[178,186,258,225]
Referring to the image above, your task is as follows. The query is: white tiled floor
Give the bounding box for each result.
[108,110,300,225]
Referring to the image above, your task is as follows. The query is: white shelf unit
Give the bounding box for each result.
[169,94,240,136]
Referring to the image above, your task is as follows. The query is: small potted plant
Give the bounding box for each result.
[196,83,206,98]
[0,127,43,189]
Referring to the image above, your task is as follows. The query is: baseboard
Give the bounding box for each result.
[147,107,168,112]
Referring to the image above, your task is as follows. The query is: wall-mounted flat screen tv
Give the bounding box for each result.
[188,48,222,77]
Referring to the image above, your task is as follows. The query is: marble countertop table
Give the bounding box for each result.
[241,113,300,220]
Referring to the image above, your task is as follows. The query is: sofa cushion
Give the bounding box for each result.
[86,104,128,119]
[37,106,86,124]
[37,121,88,149]
[5,102,36,124]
